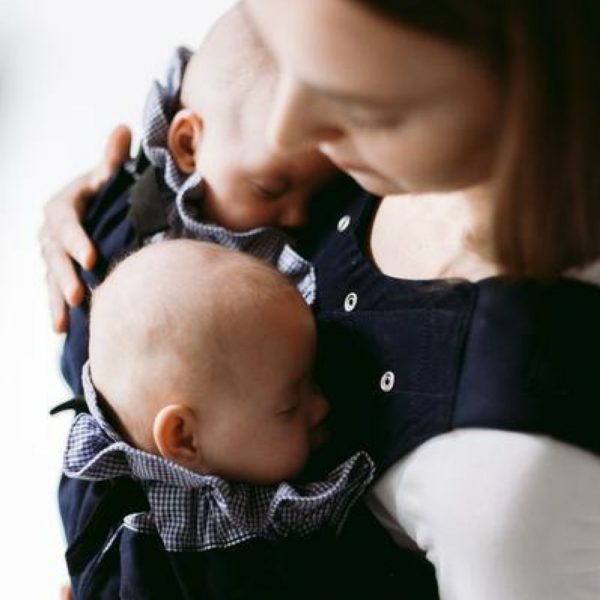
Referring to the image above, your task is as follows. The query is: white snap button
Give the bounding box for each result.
[344,292,358,312]
[337,215,351,232]
[380,371,395,392]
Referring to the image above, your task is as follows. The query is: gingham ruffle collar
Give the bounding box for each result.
[63,362,374,551]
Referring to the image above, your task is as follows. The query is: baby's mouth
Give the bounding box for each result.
[310,423,330,449]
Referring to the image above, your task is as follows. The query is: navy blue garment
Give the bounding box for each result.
[57,163,600,598]
[310,190,600,475]
[57,169,438,599]
[59,457,432,599]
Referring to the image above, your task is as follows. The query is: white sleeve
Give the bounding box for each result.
[368,429,600,600]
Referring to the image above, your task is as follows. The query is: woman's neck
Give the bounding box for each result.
[367,185,499,282]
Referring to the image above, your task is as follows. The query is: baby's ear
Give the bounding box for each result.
[167,109,203,174]
[153,404,203,468]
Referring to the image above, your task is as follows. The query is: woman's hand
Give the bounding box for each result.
[39,125,132,333]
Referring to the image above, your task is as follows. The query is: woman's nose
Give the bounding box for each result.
[268,75,343,155]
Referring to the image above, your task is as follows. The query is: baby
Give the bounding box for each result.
[161,3,336,234]
[89,239,330,485]
[63,240,373,556]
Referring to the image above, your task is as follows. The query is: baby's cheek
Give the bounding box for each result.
[281,433,312,478]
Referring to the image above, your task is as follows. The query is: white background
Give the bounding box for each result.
[0,0,233,595]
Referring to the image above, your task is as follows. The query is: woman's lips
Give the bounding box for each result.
[326,154,373,174]
[334,160,372,173]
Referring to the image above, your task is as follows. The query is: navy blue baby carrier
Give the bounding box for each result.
[55,155,600,599]
[55,159,438,599]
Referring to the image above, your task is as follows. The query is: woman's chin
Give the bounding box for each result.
[345,169,402,196]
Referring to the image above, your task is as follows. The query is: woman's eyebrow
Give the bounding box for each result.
[306,81,402,108]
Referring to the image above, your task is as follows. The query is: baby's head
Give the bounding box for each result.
[89,240,329,485]
[167,4,337,232]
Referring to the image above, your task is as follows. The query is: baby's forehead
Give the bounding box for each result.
[97,240,297,333]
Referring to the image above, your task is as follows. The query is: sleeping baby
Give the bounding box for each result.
[63,240,373,552]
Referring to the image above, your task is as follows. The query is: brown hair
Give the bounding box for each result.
[353,1,600,277]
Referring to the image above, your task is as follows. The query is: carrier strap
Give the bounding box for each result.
[127,166,170,243]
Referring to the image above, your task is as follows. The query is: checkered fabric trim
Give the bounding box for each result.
[63,363,375,552]
[140,47,316,304]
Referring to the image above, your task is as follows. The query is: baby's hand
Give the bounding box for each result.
[39,125,132,332]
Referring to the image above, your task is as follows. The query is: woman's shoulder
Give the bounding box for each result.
[460,271,600,455]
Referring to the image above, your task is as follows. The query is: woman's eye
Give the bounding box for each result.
[345,111,400,130]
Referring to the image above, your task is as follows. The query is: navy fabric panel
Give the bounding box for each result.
[59,476,117,555]
[309,191,478,472]
[454,277,600,455]
[118,529,189,600]
[59,476,123,599]
[60,166,137,394]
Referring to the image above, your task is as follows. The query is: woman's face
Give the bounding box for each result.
[246,0,504,196]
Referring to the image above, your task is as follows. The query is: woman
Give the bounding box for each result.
[42,1,600,598]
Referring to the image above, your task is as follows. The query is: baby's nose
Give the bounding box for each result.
[309,390,330,427]
[278,196,309,229]
[309,391,331,449]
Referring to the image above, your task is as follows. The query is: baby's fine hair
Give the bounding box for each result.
[88,239,301,449]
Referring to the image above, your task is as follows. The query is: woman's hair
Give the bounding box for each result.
[352,1,600,278]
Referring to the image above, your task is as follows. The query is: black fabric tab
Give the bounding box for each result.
[50,397,88,416]
[132,147,150,176]
[127,166,169,241]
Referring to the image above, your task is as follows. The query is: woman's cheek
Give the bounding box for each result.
[362,124,486,192]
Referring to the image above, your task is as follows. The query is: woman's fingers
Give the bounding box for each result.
[46,274,69,334]
[42,124,132,271]
[42,179,97,271]
[41,233,87,305]
[59,584,73,600]
[40,124,132,331]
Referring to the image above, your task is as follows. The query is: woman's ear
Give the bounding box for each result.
[152,404,203,468]
[167,109,203,174]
